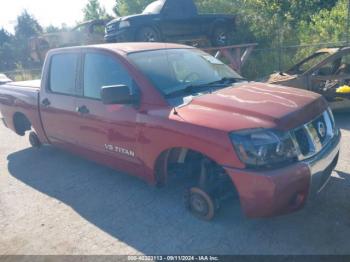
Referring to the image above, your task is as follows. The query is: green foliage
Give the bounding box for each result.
[14,10,43,68]
[45,25,61,33]
[114,0,154,16]
[15,10,43,39]
[83,0,108,21]
[0,29,16,71]
[298,0,348,44]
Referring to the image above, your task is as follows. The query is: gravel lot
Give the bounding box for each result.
[0,113,350,255]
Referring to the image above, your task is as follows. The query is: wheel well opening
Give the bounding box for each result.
[136,26,161,41]
[13,112,31,136]
[154,148,239,201]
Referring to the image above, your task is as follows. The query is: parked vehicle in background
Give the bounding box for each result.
[0,43,340,220]
[105,0,235,46]
[0,74,11,85]
[265,47,350,111]
[29,19,109,63]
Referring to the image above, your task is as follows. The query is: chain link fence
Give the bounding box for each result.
[241,41,348,80]
[3,42,348,82]
[2,1,350,82]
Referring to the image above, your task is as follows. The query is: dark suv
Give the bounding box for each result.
[105,0,235,46]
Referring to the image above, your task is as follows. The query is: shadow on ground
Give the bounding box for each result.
[334,112,349,130]
[7,146,350,255]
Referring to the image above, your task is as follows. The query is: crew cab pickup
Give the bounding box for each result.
[105,0,235,46]
[0,43,341,220]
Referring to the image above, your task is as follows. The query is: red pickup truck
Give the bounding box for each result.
[0,43,341,220]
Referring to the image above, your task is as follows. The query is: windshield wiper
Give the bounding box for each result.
[164,77,245,98]
[206,77,246,85]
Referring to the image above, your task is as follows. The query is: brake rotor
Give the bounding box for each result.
[185,187,215,221]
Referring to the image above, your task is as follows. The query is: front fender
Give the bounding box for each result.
[138,112,243,183]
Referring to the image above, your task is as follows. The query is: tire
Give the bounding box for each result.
[29,131,41,148]
[211,25,231,47]
[184,187,216,221]
[136,27,160,42]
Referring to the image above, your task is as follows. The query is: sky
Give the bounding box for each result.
[0,0,116,33]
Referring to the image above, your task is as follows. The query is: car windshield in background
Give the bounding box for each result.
[287,52,331,74]
[128,48,244,98]
[142,0,165,14]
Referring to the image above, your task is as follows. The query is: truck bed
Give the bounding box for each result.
[4,79,41,89]
[0,79,42,138]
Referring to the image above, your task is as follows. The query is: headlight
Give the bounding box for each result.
[119,20,130,29]
[230,129,298,169]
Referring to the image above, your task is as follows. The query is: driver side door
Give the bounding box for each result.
[74,51,144,175]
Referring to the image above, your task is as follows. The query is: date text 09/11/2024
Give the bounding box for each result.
[127,255,220,261]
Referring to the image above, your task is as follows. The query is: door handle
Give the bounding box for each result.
[41,98,51,107]
[76,105,90,115]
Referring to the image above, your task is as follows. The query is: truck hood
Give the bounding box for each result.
[175,82,328,132]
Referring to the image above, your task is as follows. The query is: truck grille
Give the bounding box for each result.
[291,109,336,160]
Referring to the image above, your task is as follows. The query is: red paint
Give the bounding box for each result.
[0,43,339,218]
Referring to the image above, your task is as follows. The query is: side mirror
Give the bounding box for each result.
[101,85,139,105]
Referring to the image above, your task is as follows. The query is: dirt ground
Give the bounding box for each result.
[0,113,349,255]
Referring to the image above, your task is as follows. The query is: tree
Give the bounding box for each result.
[114,0,153,16]
[45,25,61,33]
[298,0,348,44]
[83,0,109,21]
[14,10,42,39]
[14,10,43,68]
[0,28,16,71]
[0,28,11,45]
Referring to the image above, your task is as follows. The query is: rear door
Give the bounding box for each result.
[40,51,79,147]
[74,51,143,173]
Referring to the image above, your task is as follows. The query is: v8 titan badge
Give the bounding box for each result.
[105,144,135,157]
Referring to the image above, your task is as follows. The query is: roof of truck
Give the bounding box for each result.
[52,42,194,55]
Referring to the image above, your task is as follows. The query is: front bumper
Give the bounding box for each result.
[224,130,341,218]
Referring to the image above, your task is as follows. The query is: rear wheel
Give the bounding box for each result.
[136,27,160,42]
[29,131,41,148]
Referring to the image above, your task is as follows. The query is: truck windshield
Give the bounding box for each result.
[143,0,165,14]
[128,48,244,98]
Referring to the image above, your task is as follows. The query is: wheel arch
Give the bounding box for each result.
[153,146,238,191]
[135,24,163,41]
[13,111,32,136]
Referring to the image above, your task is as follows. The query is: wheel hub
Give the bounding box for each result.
[191,194,209,215]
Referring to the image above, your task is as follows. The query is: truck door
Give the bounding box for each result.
[39,52,79,147]
[160,0,199,38]
[74,51,143,174]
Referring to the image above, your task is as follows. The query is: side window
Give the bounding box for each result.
[83,53,133,99]
[316,58,341,76]
[49,53,78,95]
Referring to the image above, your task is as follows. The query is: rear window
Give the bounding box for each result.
[143,0,165,14]
[49,53,78,95]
